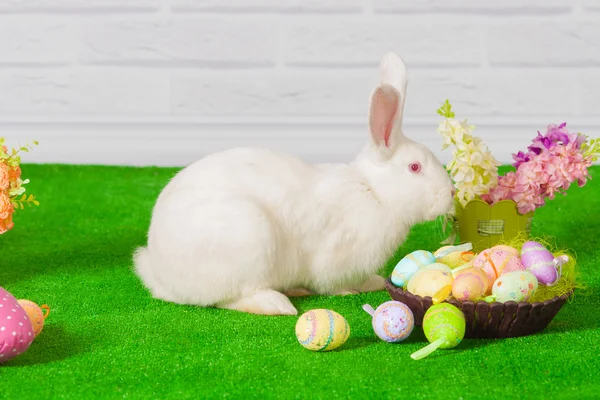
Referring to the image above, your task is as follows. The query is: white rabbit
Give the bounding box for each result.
[133,51,455,316]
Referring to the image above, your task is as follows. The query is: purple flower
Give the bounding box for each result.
[527,132,552,154]
[512,151,530,168]
[546,123,570,145]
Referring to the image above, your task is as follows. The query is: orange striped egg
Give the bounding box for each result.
[472,248,525,294]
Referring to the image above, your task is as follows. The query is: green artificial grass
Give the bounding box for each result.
[1,164,599,399]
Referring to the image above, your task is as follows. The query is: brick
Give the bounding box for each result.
[0,0,158,12]
[172,0,362,12]
[488,22,600,66]
[171,75,374,116]
[171,69,576,118]
[582,0,600,10]
[0,72,71,114]
[0,18,74,65]
[71,69,169,114]
[580,73,600,116]
[80,18,277,67]
[408,70,577,117]
[285,21,482,67]
[0,69,168,115]
[374,0,572,13]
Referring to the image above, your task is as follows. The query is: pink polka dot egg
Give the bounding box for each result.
[0,287,35,363]
[521,241,559,285]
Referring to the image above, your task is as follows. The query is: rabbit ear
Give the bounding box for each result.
[369,84,400,149]
[368,52,408,155]
[379,51,408,127]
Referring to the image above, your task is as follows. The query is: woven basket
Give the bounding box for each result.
[385,279,572,339]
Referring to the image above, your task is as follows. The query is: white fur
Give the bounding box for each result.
[133,52,455,316]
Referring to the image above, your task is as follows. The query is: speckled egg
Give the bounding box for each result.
[368,301,415,343]
[17,300,47,338]
[521,241,558,285]
[295,309,350,351]
[434,246,475,269]
[407,268,453,298]
[451,267,489,301]
[492,271,538,303]
[473,249,526,294]
[0,287,35,363]
[391,250,436,287]
[491,245,520,258]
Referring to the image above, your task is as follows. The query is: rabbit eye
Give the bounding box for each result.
[409,162,422,173]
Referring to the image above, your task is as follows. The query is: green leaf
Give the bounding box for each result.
[33,200,40,206]
[436,99,455,119]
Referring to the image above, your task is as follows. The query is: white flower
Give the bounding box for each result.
[437,104,500,207]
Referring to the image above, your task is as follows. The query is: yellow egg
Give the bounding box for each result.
[17,300,49,338]
[295,309,350,351]
[407,268,453,298]
[434,246,475,269]
[451,267,488,301]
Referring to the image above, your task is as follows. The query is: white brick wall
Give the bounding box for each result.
[0,0,597,166]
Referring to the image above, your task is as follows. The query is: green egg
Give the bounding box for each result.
[422,303,466,349]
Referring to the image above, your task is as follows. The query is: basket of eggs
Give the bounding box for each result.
[385,238,577,339]
[392,100,592,339]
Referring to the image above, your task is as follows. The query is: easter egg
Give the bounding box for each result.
[492,270,538,303]
[17,300,48,338]
[434,246,475,269]
[0,287,35,363]
[521,241,558,285]
[491,245,520,258]
[407,267,453,298]
[472,249,526,293]
[391,250,436,287]
[423,303,466,349]
[423,262,453,274]
[451,267,489,301]
[367,301,414,343]
[411,303,466,360]
[295,309,350,351]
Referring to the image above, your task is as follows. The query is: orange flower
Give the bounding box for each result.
[8,165,21,183]
[0,163,8,190]
[0,191,13,220]
[0,211,14,234]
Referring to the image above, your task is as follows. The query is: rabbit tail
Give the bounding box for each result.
[133,246,176,302]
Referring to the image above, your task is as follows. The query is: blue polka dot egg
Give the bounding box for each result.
[391,250,436,287]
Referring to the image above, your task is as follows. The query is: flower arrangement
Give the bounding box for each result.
[0,138,39,234]
[437,100,599,215]
[436,100,500,208]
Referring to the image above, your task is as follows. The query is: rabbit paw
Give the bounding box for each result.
[284,288,315,297]
[217,290,298,316]
[332,275,386,296]
[332,288,360,296]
